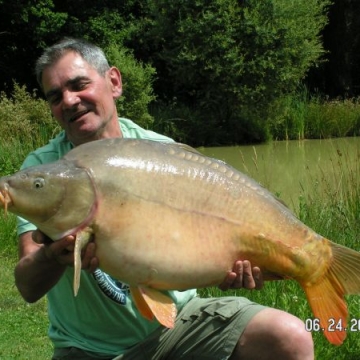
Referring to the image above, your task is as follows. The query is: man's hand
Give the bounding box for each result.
[219,260,263,291]
[32,230,99,273]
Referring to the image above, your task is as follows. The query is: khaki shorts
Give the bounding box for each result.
[53,296,266,360]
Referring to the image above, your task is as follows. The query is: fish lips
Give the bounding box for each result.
[0,185,11,215]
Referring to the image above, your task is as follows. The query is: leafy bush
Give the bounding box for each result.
[0,83,57,143]
[0,83,58,174]
[105,45,156,129]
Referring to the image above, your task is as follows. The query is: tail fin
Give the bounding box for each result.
[303,241,360,345]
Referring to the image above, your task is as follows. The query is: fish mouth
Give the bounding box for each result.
[0,187,11,216]
[68,110,90,123]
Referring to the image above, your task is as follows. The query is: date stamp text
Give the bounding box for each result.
[305,318,360,332]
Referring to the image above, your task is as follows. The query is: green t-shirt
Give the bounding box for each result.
[17,118,197,357]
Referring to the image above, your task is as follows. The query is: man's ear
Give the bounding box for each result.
[108,67,122,98]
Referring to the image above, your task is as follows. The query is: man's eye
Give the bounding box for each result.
[73,81,89,91]
[49,96,61,105]
[47,93,62,105]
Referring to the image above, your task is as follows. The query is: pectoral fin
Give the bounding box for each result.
[130,286,177,328]
[73,229,93,296]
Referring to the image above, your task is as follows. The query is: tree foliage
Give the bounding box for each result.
[105,45,156,129]
[0,0,67,90]
[138,0,330,144]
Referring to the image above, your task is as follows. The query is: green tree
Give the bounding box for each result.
[139,0,330,145]
[0,0,67,91]
[105,45,156,128]
[0,0,331,144]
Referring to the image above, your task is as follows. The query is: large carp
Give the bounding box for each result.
[1,138,360,345]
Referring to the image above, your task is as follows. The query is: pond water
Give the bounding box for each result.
[199,137,360,212]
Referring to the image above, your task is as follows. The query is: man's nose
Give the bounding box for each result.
[62,90,80,108]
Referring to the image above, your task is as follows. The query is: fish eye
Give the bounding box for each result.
[33,178,45,189]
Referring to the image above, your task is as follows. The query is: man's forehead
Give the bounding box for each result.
[46,52,90,76]
[42,52,96,90]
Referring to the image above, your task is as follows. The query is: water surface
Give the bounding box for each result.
[199,137,360,211]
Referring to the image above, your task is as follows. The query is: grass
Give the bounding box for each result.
[0,213,52,359]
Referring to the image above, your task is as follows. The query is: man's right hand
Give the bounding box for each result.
[31,230,99,272]
[15,230,98,303]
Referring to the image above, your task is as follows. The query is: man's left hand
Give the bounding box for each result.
[219,260,263,291]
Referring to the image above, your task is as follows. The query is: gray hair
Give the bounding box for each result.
[35,37,110,88]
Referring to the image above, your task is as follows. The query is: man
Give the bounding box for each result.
[14,38,314,359]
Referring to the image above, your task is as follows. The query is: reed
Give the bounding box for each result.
[305,97,360,139]
[270,90,360,141]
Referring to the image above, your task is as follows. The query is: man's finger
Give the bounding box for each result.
[230,260,244,289]
[252,266,264,290]
[242,260,256,289]
[218,271,236,291]
[82,242,98,271]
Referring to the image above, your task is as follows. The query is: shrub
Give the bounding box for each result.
[0,83,58,174]
[105,44,156,129]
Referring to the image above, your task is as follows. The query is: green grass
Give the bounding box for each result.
[0,214,52,359]
[0,256,52,359]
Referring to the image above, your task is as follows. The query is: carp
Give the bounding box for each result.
[1,138,360,345]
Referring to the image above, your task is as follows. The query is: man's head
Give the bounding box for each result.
[35,38,110,88]
[36,38,122,146]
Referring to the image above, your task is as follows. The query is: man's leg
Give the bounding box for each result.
[117,296,314,360]
[119,296,265,359]
[230,308,314,360]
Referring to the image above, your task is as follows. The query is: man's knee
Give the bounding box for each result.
[231,308,314,360]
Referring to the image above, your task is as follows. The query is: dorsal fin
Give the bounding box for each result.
[173,142,202,155]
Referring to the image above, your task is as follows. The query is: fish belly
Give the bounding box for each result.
[93,193,330,290]
[94,200,238,289]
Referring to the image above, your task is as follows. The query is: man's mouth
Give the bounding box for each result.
[68,110,90,123]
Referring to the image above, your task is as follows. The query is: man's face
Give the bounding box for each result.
[42,51,122,145]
